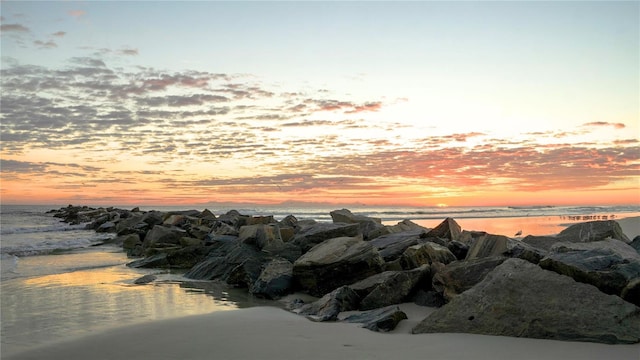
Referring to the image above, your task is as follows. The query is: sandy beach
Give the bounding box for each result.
[7,303,640,360]
[5,216,639,360]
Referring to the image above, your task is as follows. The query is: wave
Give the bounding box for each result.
[0,223,88,236]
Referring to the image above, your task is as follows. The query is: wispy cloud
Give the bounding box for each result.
[582,121,626,129]
[0,23,30,33]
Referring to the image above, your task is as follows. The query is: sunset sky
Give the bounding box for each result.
[1,1,639,207]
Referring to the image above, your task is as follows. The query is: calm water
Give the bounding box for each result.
[1,204,638,356]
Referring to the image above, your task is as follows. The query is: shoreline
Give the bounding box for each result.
[3,215,639,359]
[7,304,640,360]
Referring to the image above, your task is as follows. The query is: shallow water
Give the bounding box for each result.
[0,246,273,357]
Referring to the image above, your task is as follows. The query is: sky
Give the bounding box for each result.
[1,1,639,207]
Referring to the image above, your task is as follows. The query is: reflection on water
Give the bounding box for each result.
[406,213,640,237]
[1,254,276,357]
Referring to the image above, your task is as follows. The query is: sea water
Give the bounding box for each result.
[1,204,638,356]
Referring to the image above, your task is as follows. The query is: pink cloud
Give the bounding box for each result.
[1,23,30,32]
[68,10,86,18]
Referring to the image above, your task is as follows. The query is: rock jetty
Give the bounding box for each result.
[51,205,640,343]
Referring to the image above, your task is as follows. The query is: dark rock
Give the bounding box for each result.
[539,240,640,304]
[133,274,157,285]
[246,215,276,225]
[127,253,169,268]
[141,211,165,228]
[630,236,640,253]
[250,257,294,299]
[238,224,284,252]
[120,233,142,250]
[294,286,360,322]
[184,241,267,288]
[292,222,361,253]
[292,235,385,297]
[329,209,390,240]
[386,219,428,234]
[412,258,640,344]
[447,240,469,260]
[412,289,446,307]
[217,210,249,228]
[369,229,424,262]
[466,234,543,263]
[401,242,456,269]
[143,225,187,249]
[350,266,429,310]
[423,217,462,241]
[279,215,298,229]
[458,230,488,246]
[199,209,217,220]
[432,256,507,301]
[96,221,116,233]
[188,225,211,240]
[343,306,408,332]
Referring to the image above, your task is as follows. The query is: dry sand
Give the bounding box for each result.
[6,216,640,360]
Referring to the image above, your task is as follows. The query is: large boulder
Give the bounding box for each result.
[292,235,385,296]
[558,220,630,243]
[539,239,640,305]
[142,225,187,249]
[350,266,429,310]
[466,234,543,263]
[412,258,640,344]
[249,257,294,299]
[292,222,360,253]
[423,218,462,241]
[343,305,408,332]
[432,256,507,301]
[523,220,631,251]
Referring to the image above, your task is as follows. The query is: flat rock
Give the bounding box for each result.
[343,305,408,332]
[292,222,360,253]
[412,258,640,344]
[294,286,360,322]
[369,229,424,262]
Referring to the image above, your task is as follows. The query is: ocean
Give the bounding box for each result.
[1,204,639,356]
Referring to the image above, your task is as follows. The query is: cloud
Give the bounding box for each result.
[52,31,66,37]
[2,55,637,205]
[582,121,625,129]
[34,40,57,49]
[68,10,86,18]
[0,23,30,33]
[118,48,139,56]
